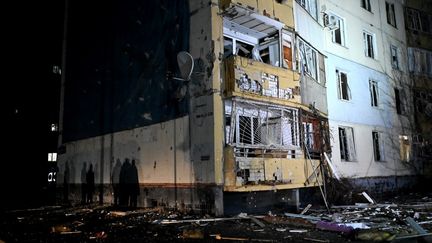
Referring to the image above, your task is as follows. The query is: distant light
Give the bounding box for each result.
[51,123,58,132]
[48,152,57,162]
[52,65,61,75]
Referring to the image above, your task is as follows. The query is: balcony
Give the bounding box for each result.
[223,55,301,106]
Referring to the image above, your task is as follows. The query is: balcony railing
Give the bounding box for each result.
[223,55,301,105]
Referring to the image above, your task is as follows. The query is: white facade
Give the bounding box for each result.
[321,0,415,179]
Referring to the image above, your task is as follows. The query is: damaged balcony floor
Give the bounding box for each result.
[1,192,432,242]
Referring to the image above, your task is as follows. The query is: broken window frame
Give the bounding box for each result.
[372,131,385,162]
[339,126,356,162]
[336,69,351,101]
[390,45,399,70]
[408,47,432,77]
[369,80,379,107]
[222,6,288,69]
[225,99,301,157]
[406,8,422,31]
[363,31,375,59]
[399,135,411,162]
[296,0,318,20]
[282,30,294,70]
[361,0,372,12]
[298,38,319,82]
[331,14,345,46]
[386,2,397,28]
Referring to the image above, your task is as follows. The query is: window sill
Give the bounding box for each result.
[332,42,348,49]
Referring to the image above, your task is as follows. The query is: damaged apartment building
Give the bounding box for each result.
[405,0,432,178]
[56,0,329,215]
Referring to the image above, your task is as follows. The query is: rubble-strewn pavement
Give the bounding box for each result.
[1,192,432,242]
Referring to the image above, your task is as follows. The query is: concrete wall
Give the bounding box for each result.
[323,0,416,181]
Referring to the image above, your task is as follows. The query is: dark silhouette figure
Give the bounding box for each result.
[86,163,95,203]
[119,158,131,207]
[130,159,140,208]
[112,159,122,206]
[63,161,70,203]
[81,162,87,204]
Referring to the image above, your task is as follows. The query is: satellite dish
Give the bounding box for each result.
[177,51,194,81]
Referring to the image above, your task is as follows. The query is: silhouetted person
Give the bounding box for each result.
[81,162,87,204]
[86,163,95,203]
[129,159,140,208]
[63,161,70,203]
[119,158,131,207]
[112,159,122,206]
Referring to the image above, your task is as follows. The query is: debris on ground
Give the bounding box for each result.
[0,192,432,242]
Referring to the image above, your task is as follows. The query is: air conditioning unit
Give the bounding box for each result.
[323,13,339,30]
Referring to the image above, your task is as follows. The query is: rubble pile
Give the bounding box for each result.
[0,192,431,242]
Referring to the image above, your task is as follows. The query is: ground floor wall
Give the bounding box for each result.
[328,121,416,179]
[57,183,223,214]
[348,175,419,195]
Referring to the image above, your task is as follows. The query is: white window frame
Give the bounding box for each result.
[369,80,379,107]
[298,38,318,81]
[372,131,385,162]
[361,0,371,12]
[339,126,356,162]
[386,2,397,28]
[363,31,376,59]
[331,14,346,46]
[296,0,318,20]
[48,152,57,162]
[336,69,351,101]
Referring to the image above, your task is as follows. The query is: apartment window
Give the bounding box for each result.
[386,2,397,27]
[331,15,345,46]
[408,47,432,76]
[399,135,411,162]
[48,153,57,162]
[361,0,371,11]
[296,0,318,20]
[369,80,379,107]
[395,88,402,114]
[339,127,356,161]
[406,8,422,31]
[298,39,318,80]
[336,69,350,101]
[51,123,58,132]
[372,131,385,161]
[390,45,399,69]
[363,31,375,58]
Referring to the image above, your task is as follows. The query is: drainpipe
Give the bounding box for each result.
[58,0,69,148]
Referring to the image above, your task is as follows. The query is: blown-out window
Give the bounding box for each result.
[339,127,356,162]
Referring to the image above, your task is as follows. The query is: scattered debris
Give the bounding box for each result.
[355,230,395,242]
[301,204,312,215]
[304,237,330,243]
[361,191,376,204]
[182,229,203,239]
[316,221,354,234]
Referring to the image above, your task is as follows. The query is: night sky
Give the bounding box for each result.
[3,0,64,209]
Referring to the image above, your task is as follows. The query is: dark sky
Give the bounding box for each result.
[2,0,64,209]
